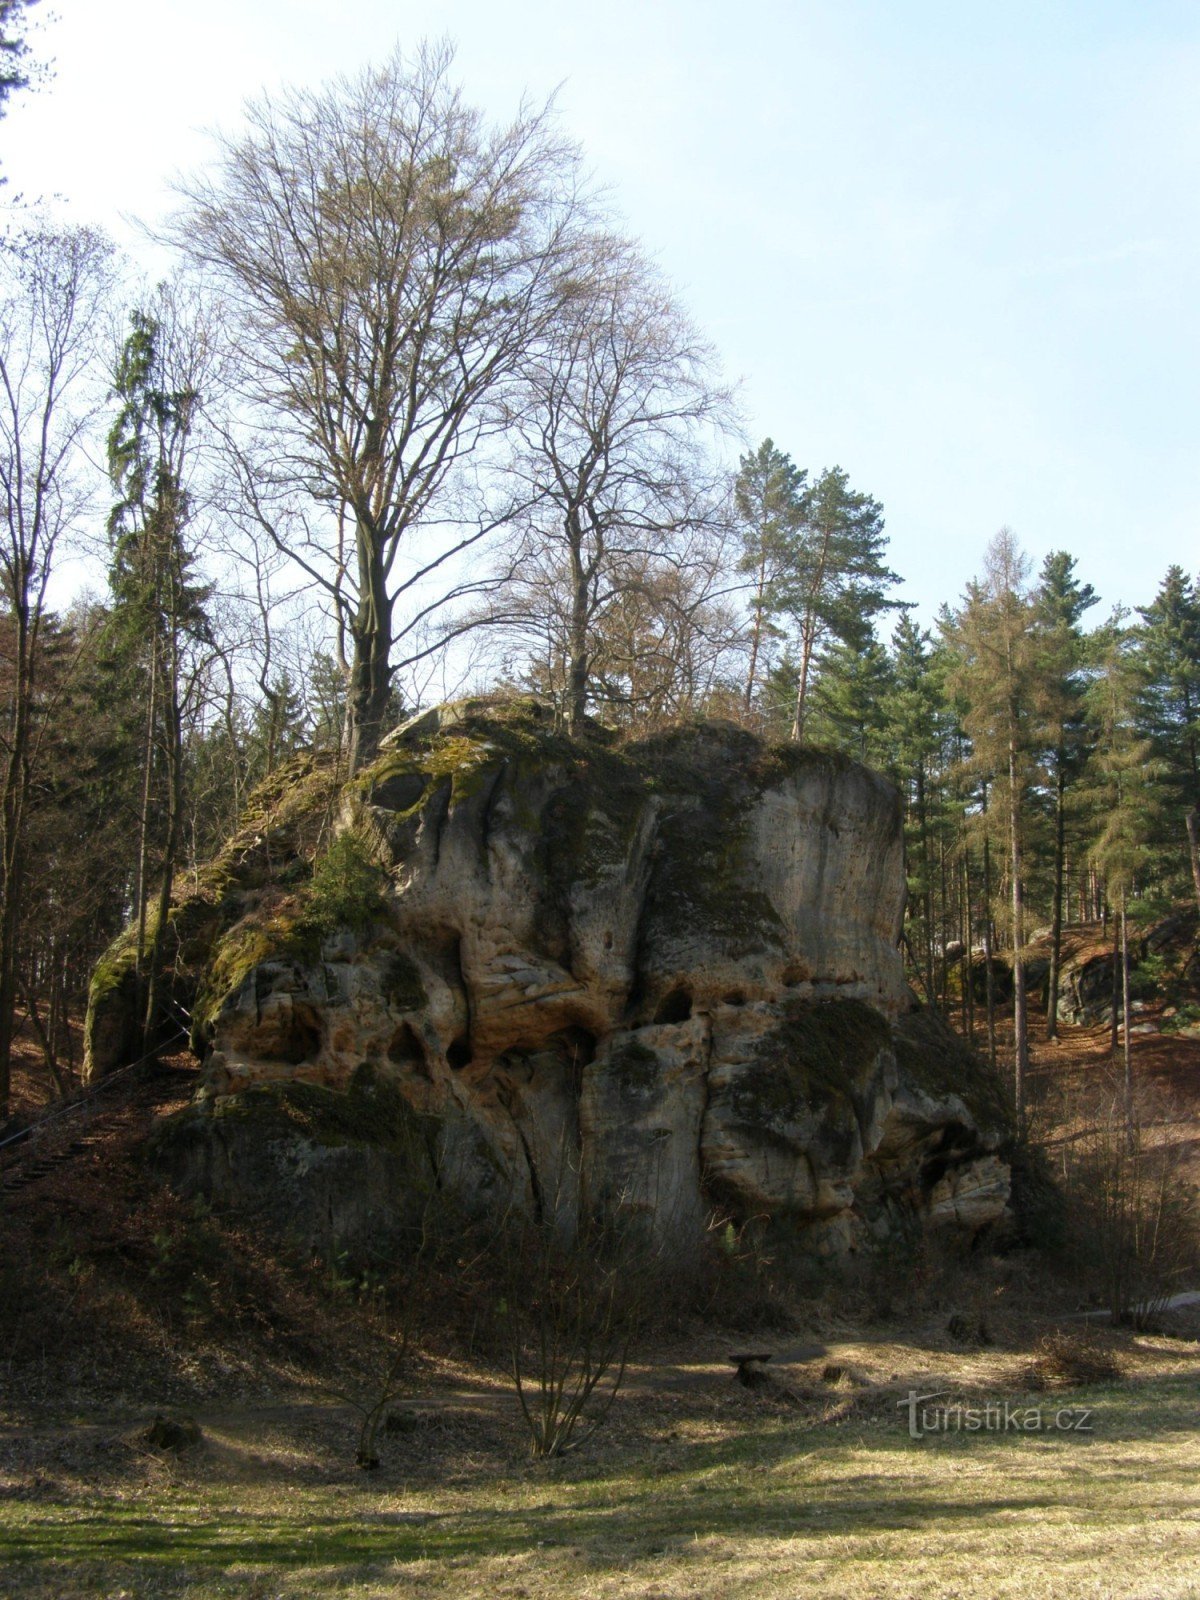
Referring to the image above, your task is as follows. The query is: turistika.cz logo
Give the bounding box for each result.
[899,1390,1095,1440]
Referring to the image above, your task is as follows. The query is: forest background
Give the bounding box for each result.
[1,6,1197,1128]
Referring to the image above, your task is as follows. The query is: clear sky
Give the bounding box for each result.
[4,0,1197,624]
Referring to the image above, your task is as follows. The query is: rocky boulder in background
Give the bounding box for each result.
[87,702,1013,1262]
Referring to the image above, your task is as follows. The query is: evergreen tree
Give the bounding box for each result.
[880,614,951,1009]
[1137,567,1200,916]
[1086,610,1162,1116]
[806,632,894,766]
[106,298,211,1050]
[770,466,901,742]
[943,531,1039,1122]
[734,439,805,713]
[1033,550,1098,1038]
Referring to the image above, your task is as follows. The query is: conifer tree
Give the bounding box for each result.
[879,615,948,1003]
[1086,610,1162,1118]
[106,294,212,1050]
[1033,551,1098,1037]
[769,466,901,742]
[1137,567,1200,916]
[734,439,805,713]
[944,531,1038,1122]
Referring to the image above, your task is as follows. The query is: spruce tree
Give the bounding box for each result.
[107,302,210,1051]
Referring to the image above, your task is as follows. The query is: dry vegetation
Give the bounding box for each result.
[2,996,1199,1598]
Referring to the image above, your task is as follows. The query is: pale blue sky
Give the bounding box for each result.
[4,0,1197,623]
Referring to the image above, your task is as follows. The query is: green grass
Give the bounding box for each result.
[2,1374,1199,1597]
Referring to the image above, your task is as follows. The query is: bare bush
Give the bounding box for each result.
[504,1214,650,1459]
[1024,1329,1123,1391]
[1051,1077,1199,1328]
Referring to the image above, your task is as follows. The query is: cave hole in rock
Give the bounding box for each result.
[275,1006,322,1065]
[724,990,747,1007]
[654,987,693,1025]
[387,1022,426,1071]
[369,771,427,812]
[919,1123,974,1191]
[446,1034,472,1071]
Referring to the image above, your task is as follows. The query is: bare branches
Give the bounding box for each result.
[169,41,590,769]
[484,233,737,729]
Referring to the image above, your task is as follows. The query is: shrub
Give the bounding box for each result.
[1025,1329,1123,1391]
[305,832,385,936]
[1053,1079,1199,1328]
[504,1214,651,1459]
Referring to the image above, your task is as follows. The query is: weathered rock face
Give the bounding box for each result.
[97,703,1013,1260]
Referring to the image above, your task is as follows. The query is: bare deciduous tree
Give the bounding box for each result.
[0,223,117,1119]
[484,236,733,732]
[171,41,587,771]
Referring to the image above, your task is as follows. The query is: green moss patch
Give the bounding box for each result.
[157,1066,436,1164]
[733,1000,892,1131]
[891,1006,1013,1133]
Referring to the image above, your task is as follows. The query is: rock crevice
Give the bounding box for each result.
[88,703,1012,1259]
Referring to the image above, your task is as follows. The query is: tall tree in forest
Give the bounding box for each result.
[1087,610,1161,1120]
[489,235,729,731]
[944,530,1038,1123]
[805,632,893,765]
[0,224,115,1121]
[173,42,586,772]
[881,614,949,1008]
[106,289,212,1050]
[1137,566,1200,916]
[1033,550,1098,1038]
[769,466,900,742]
[734,439,805,713]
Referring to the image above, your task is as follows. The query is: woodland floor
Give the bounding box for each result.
[1,993,1199,1598]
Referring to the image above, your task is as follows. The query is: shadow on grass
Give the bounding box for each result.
[1,1372,1195,1588]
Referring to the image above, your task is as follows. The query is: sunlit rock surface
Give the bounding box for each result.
[87,702,1012,1259]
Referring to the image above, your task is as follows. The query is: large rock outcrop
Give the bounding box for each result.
[88,702,1013,1260]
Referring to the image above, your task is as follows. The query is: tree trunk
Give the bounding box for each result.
[0,599,33,1123]
[790,617,817,742]
[143,628,185,1056]
[914,766,935,1009]
[963,847,975,1045]
[563,516,595,736]
[1120,895,1133,1128]
[1046,769,1066,1040]
[1109,916,1120,1058]
[743,558,768,713]
[134,642,159,975]
[1186,805,1200,921]
[982,829,997,1071]
[347,531,393,775]
[1008,742,1028,1126]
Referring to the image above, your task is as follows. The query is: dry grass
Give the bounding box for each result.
[3,1000,1200,1597]
[1,1360,1198,1599]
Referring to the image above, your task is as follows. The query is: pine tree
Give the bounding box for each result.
[805,633,894,765]
[769,466,901,742]
[734,439,805,713]
[1033,551,1098,1038]
[1086,611,1162,1118]
[1137,567,1200,916]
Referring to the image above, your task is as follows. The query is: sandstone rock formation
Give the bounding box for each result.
[86,702,1013,1261]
